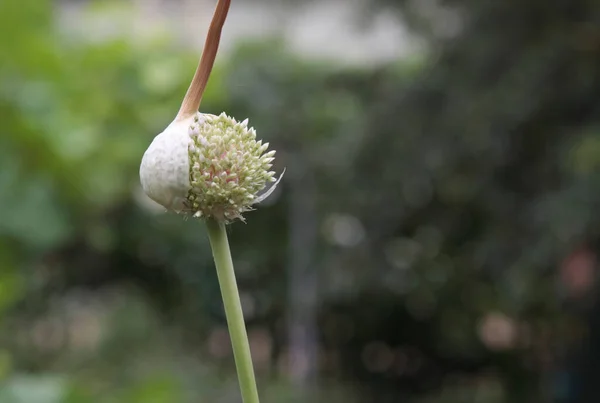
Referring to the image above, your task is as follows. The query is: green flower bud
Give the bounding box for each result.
[187,112,281,222]
[139,112,283,223]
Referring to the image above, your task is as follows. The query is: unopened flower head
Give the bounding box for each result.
[187,112,278,221]
[140,112,282,223]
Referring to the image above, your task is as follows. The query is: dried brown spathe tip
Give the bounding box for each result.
[176,0,231,120]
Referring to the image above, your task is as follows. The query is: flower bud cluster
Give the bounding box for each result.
[186,112,277,222]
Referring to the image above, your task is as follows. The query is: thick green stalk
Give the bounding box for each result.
[205,218,260,403]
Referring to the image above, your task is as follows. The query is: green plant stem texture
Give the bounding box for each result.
[205,218,260,403]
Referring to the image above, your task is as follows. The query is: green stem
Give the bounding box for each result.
[205,218,260,403]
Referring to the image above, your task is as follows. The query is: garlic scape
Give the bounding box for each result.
[139,4,273,403]
[139,0,282,223]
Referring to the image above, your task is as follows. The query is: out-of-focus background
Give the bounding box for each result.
[1,0,600,402]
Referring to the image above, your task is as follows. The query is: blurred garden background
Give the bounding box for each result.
[1,0,600,402]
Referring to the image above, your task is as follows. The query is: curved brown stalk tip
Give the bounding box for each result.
[177,0,231,120]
